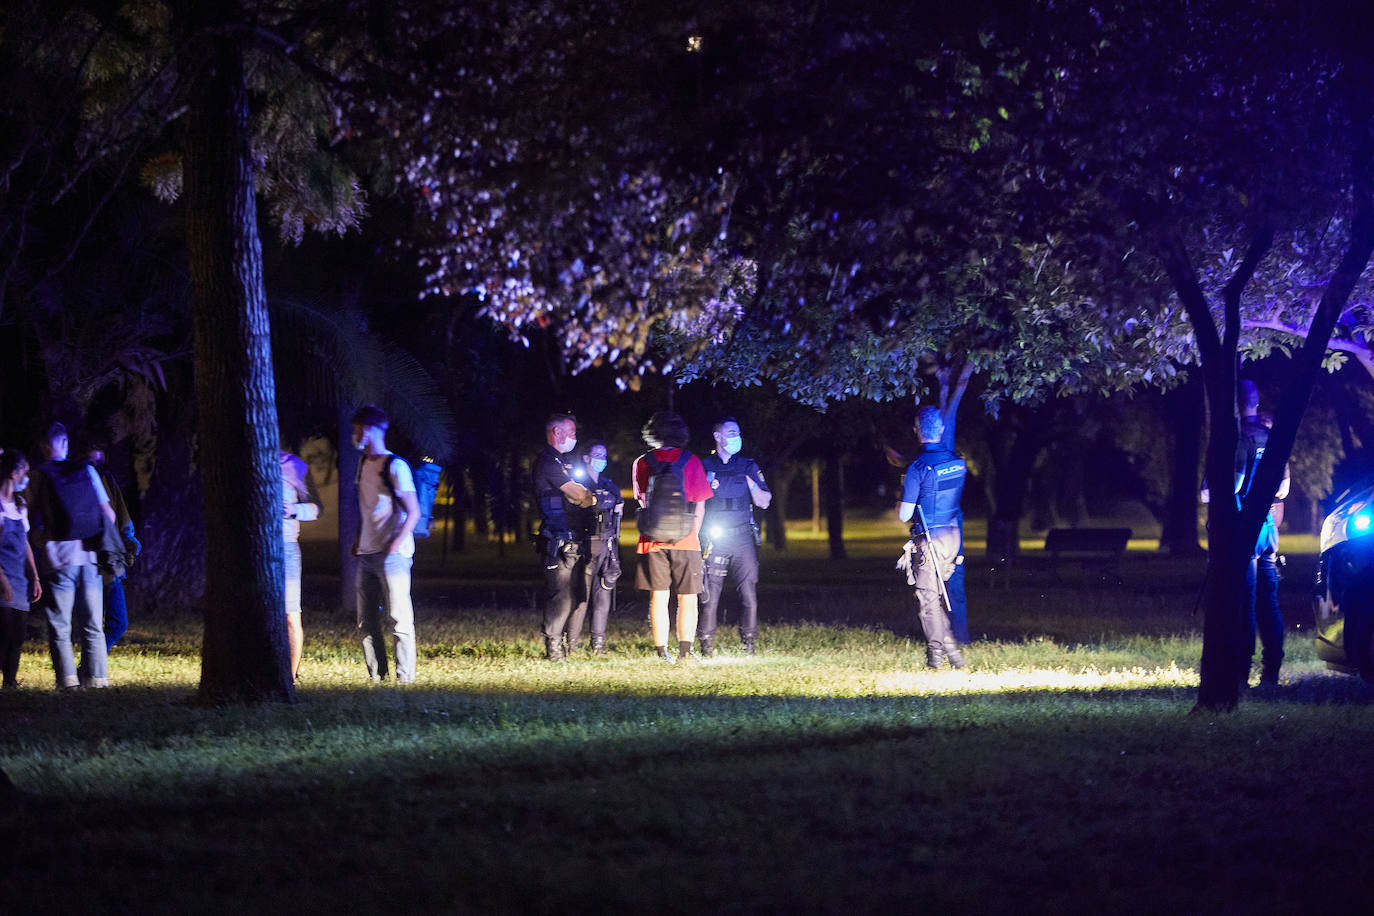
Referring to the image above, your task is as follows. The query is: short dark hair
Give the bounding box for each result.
[46,422,68,442]
[917,407,944,442]
[351,404,389,430]
[580,440,607,460]
[545,413,577,435]
[643,411,689,449]
[1239,379,1260,411]
[713,416,740,435]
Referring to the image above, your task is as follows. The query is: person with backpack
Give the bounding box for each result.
[532,413,596,661]
[282,448,322,682]
[85,438,141,652]
[697,417,771,657]
[27,423,117,688]
[350,405,420,684]
[633,411,713,663]
[1,448,42,688]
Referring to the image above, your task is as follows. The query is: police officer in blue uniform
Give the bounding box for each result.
[898,407,967,669]
[532,413,596,661]
[1236,382,1288,685]
[570,441,623,656]
[698,417,771,656]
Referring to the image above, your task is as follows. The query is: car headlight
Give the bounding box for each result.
[1321,496,1374,553]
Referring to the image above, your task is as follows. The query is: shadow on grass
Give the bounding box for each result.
[5,673,1374,914]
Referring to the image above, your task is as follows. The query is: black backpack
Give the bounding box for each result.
[637,452,694,542]
[39,460,104,541]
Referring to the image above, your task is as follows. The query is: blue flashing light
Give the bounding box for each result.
[1353,512,1373,534]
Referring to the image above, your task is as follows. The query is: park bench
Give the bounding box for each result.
[1043,527,1132,585]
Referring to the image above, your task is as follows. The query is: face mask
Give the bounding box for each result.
[557,436,577,455]
[724,435,742,455]
[590,458,607,474]
[15,476,28,492]
[352,434,365,452]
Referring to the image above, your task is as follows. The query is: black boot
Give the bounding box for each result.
[926,644,946,669]
[654,645,674,663]
[545,637,566,662]
[741,635,757,656]
[699,635,714,658]
[677,639,695,663]
[591,635,607,656]
[945,640,966,669]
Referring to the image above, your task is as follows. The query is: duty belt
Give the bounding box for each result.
[710,522,756,540]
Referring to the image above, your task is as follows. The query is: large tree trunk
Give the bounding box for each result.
[766,464,796,550]
[1160,369,1204,555]
[182,6,292,703]
[984,406,1045,561]
[824,449,846,560]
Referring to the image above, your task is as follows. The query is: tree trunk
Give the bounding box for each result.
[1160,369,1205,555]
[766,464,795,550]
[824,449,846,560]
[985,408,1045,560]
[182,8,292,703]
[810,461,821,532]
[338,408,360,614]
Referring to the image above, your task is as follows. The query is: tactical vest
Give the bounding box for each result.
[585,476,621,538]
[703,456,756,528]
[534,450,574,532]
[908,449,966,534]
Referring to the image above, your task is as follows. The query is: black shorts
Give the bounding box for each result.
[635,549,703,594]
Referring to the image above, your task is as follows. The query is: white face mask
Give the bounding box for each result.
[557,435,577,455]
[590,458,607,473]
[14,475,28,492]
[723,435,742,456]
[352,434,365,452]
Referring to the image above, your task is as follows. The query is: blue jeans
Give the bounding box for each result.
[284,541,302,616]
[1246,532,1283,678]
[45,563,107,687]
[104,577,128,651]
[356,552,415,683]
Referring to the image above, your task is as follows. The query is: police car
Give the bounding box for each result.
[1313,475,1374,679]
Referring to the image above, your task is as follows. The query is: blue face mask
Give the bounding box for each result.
[590,458,607,474]
[724,435,742,455]
[14,476,28,492]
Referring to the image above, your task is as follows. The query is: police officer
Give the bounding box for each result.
[698,417,771,656]
[1238,382,1289,686]
[532,413,595,661]
[898,407,967,669]
[571,441,623,656]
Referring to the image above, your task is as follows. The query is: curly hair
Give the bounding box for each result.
[642,411,689,449]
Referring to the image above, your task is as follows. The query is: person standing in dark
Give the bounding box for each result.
[697,417,771,656]
[1238,381,1289,686]
[28,423,118,688]
[898,407,967,669]
[571,441,623,656]
[633,411,713,663]
[0,449,42,688]
[85,439,140,652]
[532,413,596,661]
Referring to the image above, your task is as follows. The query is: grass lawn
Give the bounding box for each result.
[3,518,1372,914]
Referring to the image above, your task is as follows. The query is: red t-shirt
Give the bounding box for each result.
[633,448,713,552]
